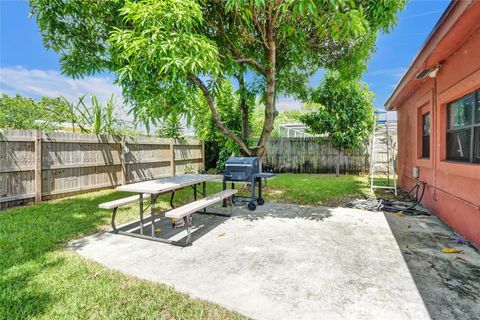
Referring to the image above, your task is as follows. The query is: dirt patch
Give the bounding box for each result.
[383,210,480,320]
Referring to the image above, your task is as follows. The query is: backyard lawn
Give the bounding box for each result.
[0,174,369,319]
[265,174,370,206]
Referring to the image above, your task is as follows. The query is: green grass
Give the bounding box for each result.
[0,174,370,319]
[0,189,244,320]
[264,173,370,206]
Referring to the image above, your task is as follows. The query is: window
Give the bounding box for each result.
[422,112,430,158]
[446,90,480,163]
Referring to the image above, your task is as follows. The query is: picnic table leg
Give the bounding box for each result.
[227,196,234,215]
[150,194,156,237]
[111,208,119,233]
[184,216,192,245]
[139,193,144,235]
[222,179,227,207]
[193,183,197,201]
[202,181,207,213]
[169,191,175,208]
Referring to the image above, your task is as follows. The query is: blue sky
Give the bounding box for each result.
[0,0,451,112]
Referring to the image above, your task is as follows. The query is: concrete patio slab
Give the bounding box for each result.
[70,203,435,320]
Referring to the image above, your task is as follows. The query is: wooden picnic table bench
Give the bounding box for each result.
[164,189,237,244]
[99,194,150,210]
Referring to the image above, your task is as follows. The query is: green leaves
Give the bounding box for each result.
[156,113,184,139]
[30,0,123,77]
[300,72,374,152]
[109,0,221,122]
[0,94,74,132]
[193,79,244,169]
[111,0,221,78]
[71,94,129,135]
[30,0,405,153]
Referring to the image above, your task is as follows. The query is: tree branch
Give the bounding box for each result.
[211,8,269,76]
[233,57,268,75]
[272,3,281,29]
[252,8,269,48]
[188,73,252,156]
[234,71,250,142]
[220,34,269,76]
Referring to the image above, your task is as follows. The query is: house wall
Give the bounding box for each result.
[396,30,480,248]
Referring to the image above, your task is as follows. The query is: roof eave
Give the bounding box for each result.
[384,1,457,111]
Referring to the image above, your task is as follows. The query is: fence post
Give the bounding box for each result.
[120,135,127,185]
[201,140,205,171]
[170,139,176,177]
[34,130,42,203]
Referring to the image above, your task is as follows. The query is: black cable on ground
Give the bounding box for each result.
[349,180,430,216]
[380,181,429,216]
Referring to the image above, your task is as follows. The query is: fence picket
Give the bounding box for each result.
[264,137,369,174]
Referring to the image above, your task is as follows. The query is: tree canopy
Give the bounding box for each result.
[0,94,73,131]
[30,0,405,156]
[300,72,374,175]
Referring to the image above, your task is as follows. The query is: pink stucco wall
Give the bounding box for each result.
[396,29,480,248]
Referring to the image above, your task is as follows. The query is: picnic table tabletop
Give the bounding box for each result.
[116,174,222,194]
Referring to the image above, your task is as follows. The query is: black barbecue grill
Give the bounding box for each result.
[223,157,275,211]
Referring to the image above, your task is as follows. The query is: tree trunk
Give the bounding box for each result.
[336,149,341,177]
[235,72,250,144]
[255,20,276,157]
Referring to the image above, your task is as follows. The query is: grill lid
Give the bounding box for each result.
[225,157,259,166]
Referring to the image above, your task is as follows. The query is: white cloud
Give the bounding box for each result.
[0,66,123,103]
[0,66,137,126]
[401,10,444,20]
[0,66,309,133]
[276,97,303,112]
[367,67,406,79]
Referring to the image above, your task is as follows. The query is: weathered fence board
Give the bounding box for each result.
[264,137,369,174]
[0,129,204,209]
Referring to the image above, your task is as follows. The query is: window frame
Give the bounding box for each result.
[421,112,430,159]
[446,90,480,164]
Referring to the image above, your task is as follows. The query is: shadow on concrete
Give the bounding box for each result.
[382,211,480,320]
[230,202,333,222]
[70,202,333,248]
[113,209,230,245]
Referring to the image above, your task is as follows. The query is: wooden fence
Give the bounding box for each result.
[263,137,369,174]
[0,129,204,209]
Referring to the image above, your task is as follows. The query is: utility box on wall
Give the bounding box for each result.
[412,166,419,179]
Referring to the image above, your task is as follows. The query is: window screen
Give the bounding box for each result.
[446,130,471,161]
[475,127,480,163]
[446,90,480,163]
[422,113,430,158]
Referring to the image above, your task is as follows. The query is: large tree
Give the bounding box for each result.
[30,0,405,156]
[300,72,374,176]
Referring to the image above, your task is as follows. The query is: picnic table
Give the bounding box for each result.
[99,174,236,246]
